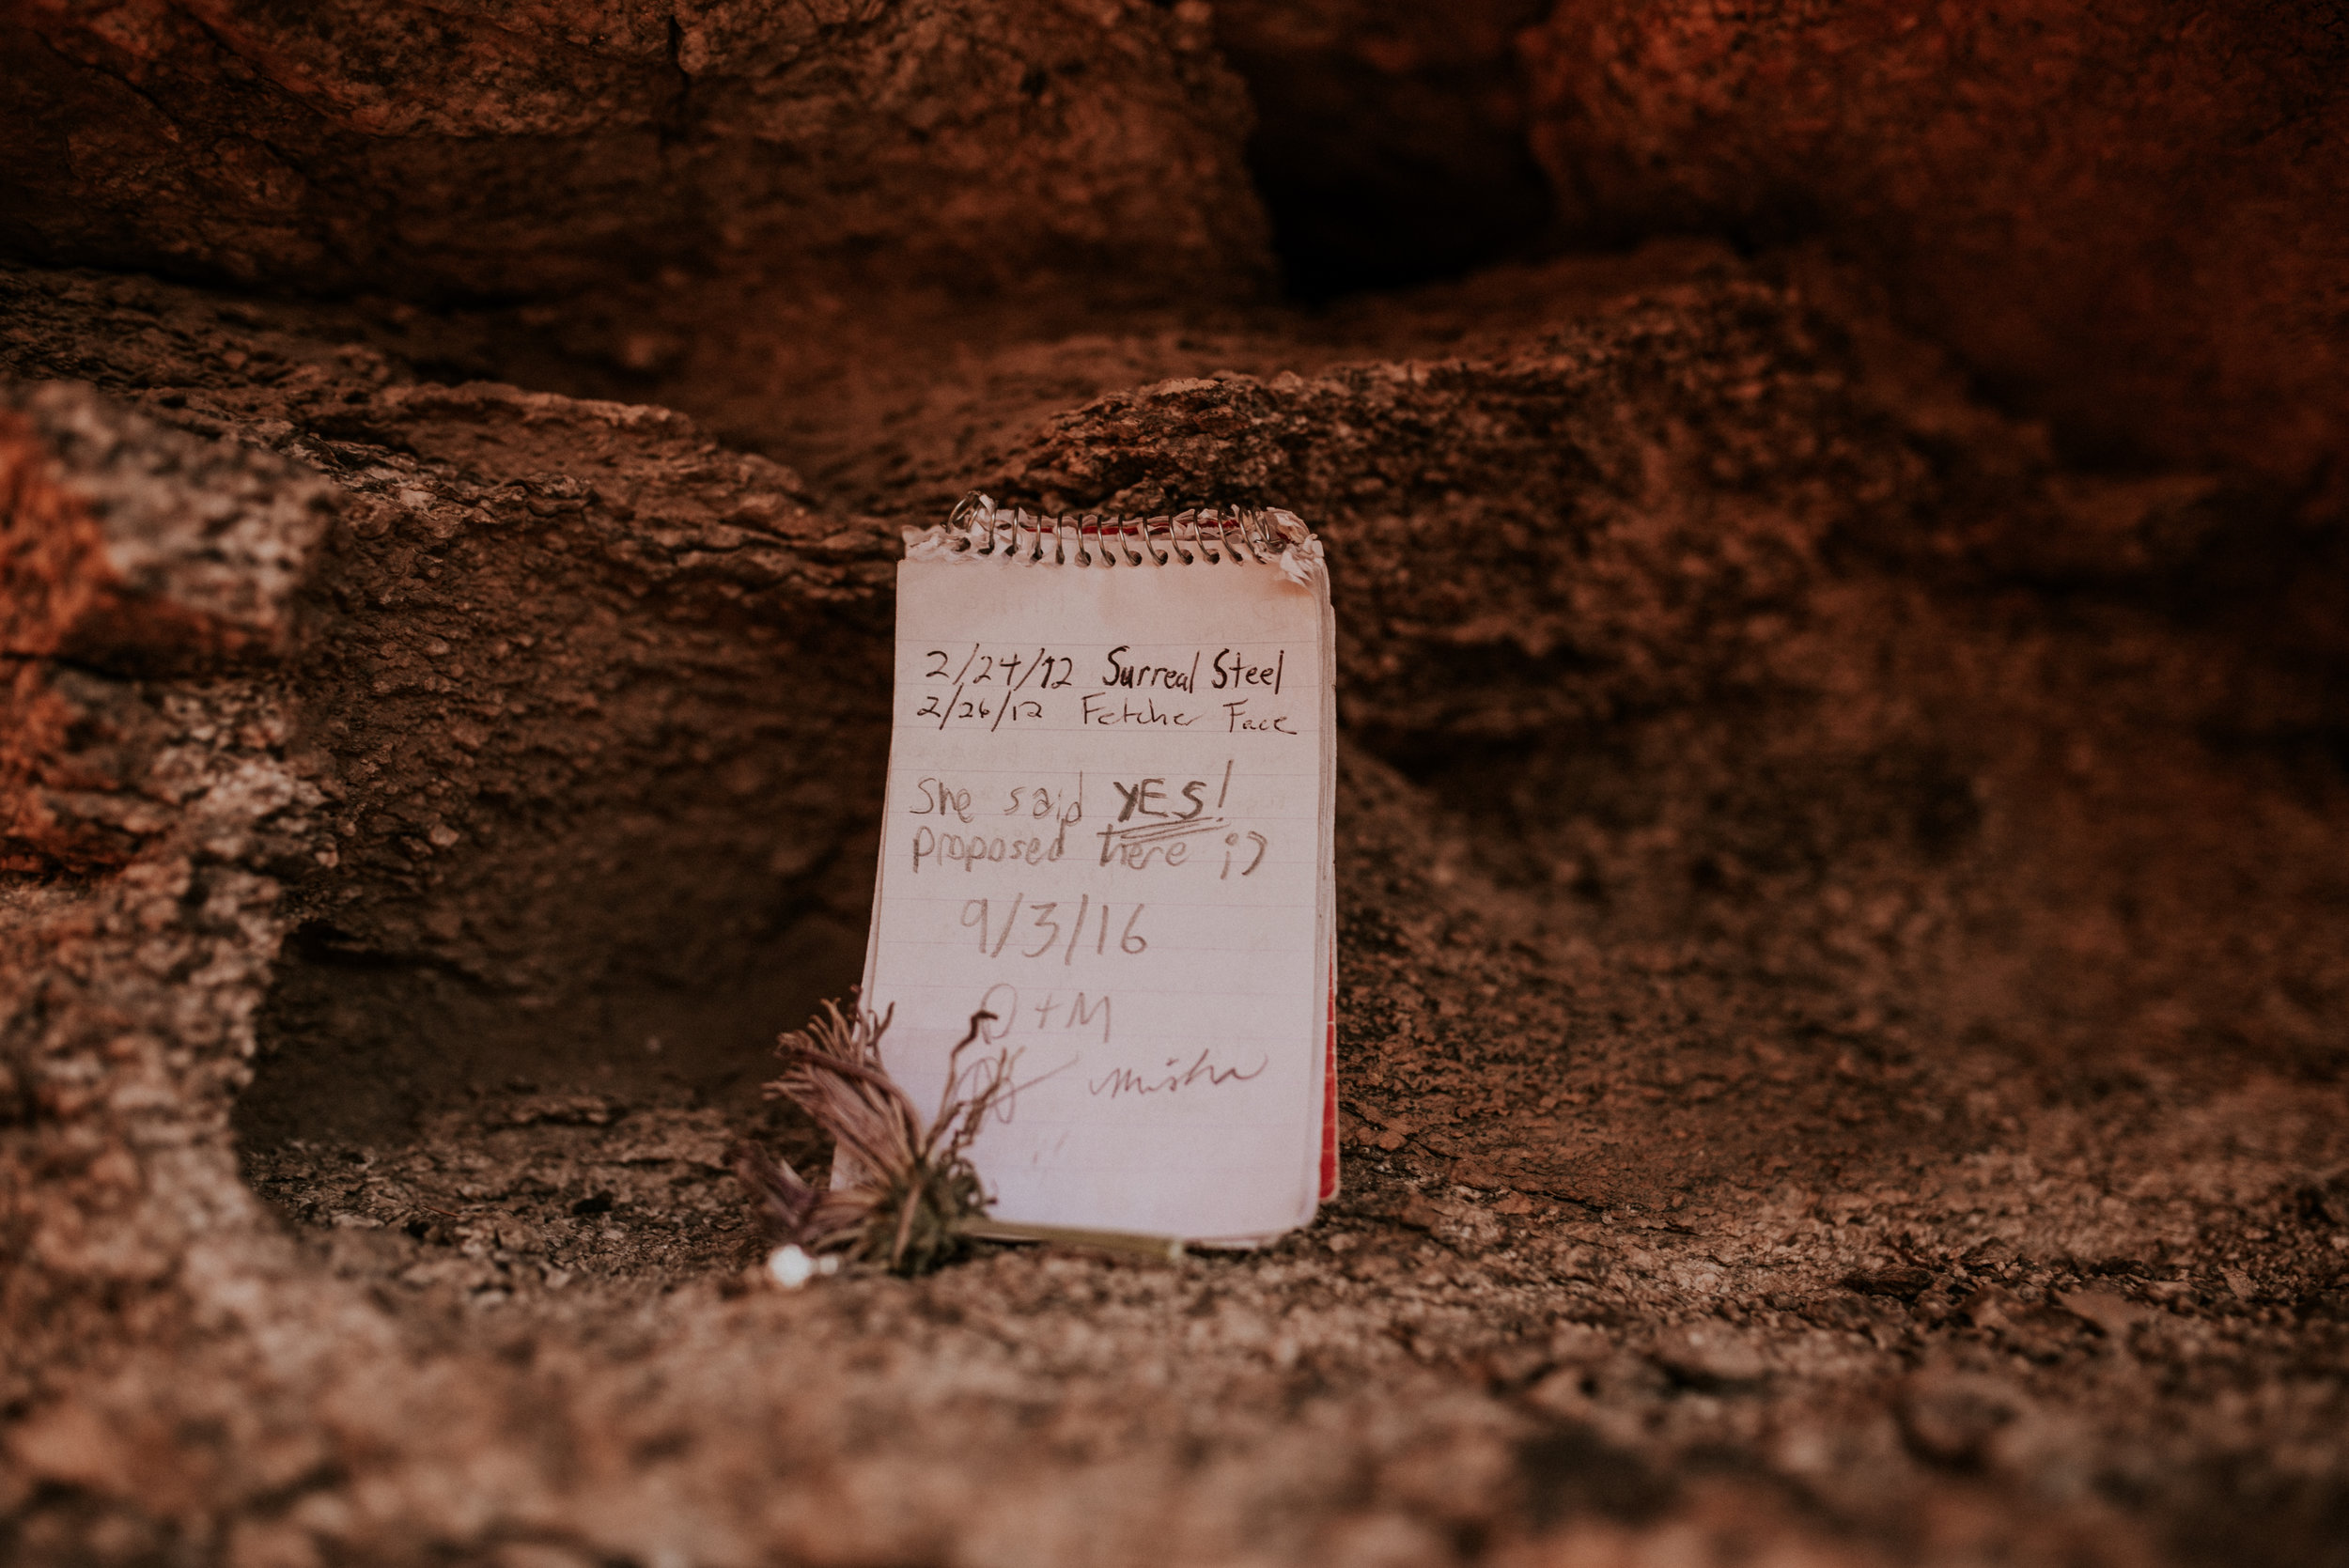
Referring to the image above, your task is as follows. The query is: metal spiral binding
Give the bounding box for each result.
[932,491,1306,568]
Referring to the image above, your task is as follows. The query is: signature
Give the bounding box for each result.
[1087,1049,1268,1100]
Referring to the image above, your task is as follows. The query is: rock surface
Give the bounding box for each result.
[4,253,2346,1566]
[1520,0,2349,512]
[14,1,2340,523]
[1210,0,1555,292]
[2,7,2346,1565]
[0,0,1268,308]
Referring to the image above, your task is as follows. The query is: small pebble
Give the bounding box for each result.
[766,1246,840,1289]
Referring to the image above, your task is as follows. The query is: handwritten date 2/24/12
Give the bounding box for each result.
[922,645,1078,691]
[916,644,1070,732]
[963,893,1146,963]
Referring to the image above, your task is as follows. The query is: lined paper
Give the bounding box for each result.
[862,551,1334,1243]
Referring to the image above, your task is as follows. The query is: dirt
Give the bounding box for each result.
[4,9,2348,1567]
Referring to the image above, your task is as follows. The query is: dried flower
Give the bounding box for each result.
[731,1000,1012,1277]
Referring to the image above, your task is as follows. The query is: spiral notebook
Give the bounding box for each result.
[859,495,1337,1246]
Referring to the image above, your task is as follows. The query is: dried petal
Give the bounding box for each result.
[736,1001,1011,1275]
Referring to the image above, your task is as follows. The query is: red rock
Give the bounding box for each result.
[0,0,1269,309]
[1519,0,2349,514]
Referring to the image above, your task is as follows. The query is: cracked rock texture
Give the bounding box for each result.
[0,0,1267,308]
[1519,0,2349,515]
[5,253,2345,1568]
[1189,0,2349,515]
[2,7,2347,1568]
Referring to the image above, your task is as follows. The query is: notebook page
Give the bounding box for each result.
[863,551,1331,1242]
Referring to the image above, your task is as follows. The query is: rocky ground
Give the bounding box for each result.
[4,5,2346,1566]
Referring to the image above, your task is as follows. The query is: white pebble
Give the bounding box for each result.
[765,1246,843,1288]
[767,1245,817,1288]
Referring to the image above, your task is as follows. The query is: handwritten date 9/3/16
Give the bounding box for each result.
[962,893,1146,964]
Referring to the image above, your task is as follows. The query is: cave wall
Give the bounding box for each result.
[1,0,1268,311]
[14,2,2338,528]
[3,4,2347,1566]
[6,241,2347,1564]
[1519,0,2349,513]
[1208,0,2349,518]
